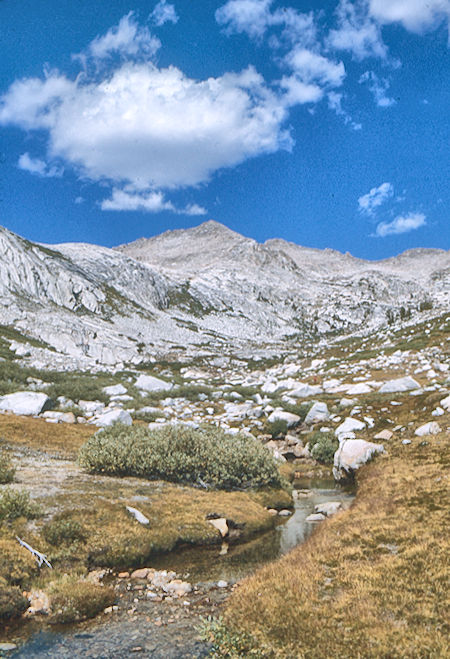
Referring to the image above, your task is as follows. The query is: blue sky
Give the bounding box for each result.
[0,0,448,259]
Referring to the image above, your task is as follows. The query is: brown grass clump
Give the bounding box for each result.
[0,581,29,621]
[217,433,450,658]
[49,576,115,623]
[0,536,38,585]
[0,414,96,457]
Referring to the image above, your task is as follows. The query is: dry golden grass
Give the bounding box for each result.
[0,414,96,456]
[220,433,450,658]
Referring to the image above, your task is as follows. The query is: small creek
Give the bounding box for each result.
[4,479,354,658]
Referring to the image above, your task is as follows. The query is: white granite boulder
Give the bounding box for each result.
[290,384,323,398]
[135,374,173,393]
[267,410,301,428]
[414,422,441,436]
[91,408,133,427]
[103,383,127,396]
[333,439,385,482]
[378,376,420,393]
[335,417,366,438]
[440,394,450,411]
[0,391,50,416]
[305,402,329,425]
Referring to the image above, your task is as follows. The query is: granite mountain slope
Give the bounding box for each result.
[0,221,448,368]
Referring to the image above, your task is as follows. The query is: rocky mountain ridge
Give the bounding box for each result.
[0,220,448,368]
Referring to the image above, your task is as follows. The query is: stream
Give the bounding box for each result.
[3,479,354,658]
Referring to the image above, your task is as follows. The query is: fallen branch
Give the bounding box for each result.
[16,536,52,569]
[125,506,150,526]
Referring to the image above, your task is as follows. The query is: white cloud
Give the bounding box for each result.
[358,181,394,214]
[101,188,207,215]
[285,48,345,87]
[369,0,450,33]
[359,70,395,107]
[279,76,323,105]
[216,0,274,40]
[0,62,292,191]
[150,0,179,26]
[327,92,362,130]
[18,152,63,178]
[327,0,388,60]
[375,212,426,237]
[88,12,160,60]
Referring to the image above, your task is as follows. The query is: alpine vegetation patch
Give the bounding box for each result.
[78,424,284,490]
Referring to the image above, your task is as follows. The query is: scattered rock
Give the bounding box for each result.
[131,568,150,580]
[135,375,173,393]
[0,391,50,416]
[333,439,385,482]
[305,402,329,425]
[374,429,393,441]
[93,408,133,427]
[103,383,127,396]
[314,501,342,517]
[415,422,441,436]
[267,410,300,427]
[335,417,366,437]
[305,513,326,522]
[208,517,229,537]
[378,376,421,393]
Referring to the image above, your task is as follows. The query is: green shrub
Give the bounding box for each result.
[79,425,283,490]
[0,582,29,621]
[43,518,87,546]
[0,488,41,521]
[46,376,109,404]
[199,616,263,658]
[266,418,289,439]
[0,450,15,484]
[308,432,338,464]
[50,577,115,623]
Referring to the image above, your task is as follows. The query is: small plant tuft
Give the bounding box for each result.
[0,449,15,484]
[43,518,87,546]
[308,431,339,464]
[0,488,41,521]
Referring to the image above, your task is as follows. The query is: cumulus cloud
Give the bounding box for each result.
[369,0,450,34]
[0,63,293,191]
[358,182,394,214]
[101,188,207,214]
[18,152,63,178]
[150,0,179,27]
[87,12,160,61]
[328,0,388,60]
[285,48,345,87]
[216,0,274,40]
[359,70,395,107]
[375,212,426,237]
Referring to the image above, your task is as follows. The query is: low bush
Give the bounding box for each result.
[266,418,289,439]
[0,537,38,585]
[0,488,41,521]
[0,449,15,484]
[78,424,283,490]
[43,518,87,546]
[50,577,115,623]
[0,582,29,621]
[308,431,339,464]
[46,376,109,404]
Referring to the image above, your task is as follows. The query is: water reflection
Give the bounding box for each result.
[151,478,354,583]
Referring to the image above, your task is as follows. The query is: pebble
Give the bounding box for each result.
[217,580,228,588]
[0,644,17,652]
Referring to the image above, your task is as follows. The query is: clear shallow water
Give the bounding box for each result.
[5,479,354,658]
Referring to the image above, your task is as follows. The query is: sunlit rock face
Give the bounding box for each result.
[0,221,449,368]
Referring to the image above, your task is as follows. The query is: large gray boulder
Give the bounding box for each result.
[0,391,50,416]
[305,402,329,425]
[333,439,385,482]
[91,408,133,427]
[267,410,301,428]
[135,374,173,393]
[335,417,366,437]
[378,376,420,393]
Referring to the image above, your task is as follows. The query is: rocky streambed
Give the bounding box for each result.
[1,479,353,658]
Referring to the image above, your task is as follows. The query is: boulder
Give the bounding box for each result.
[414,422,441,436]
[290,384,323,398]
[0,391,50,416]
[208,518,228,537]
[374,429,393,441]
[305,513,326,522]
[103,384,127,396]
[378,376,421,393]
[78,400,105,415]
[440,394,450,411]
[92,408,132,427]
[135,374,173,393]
[267,410,301,428]
[314,501,342,517]
[333,439,385,482]
[345,383,372,395]
[305,402,329,425]
[335,417,366,437]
